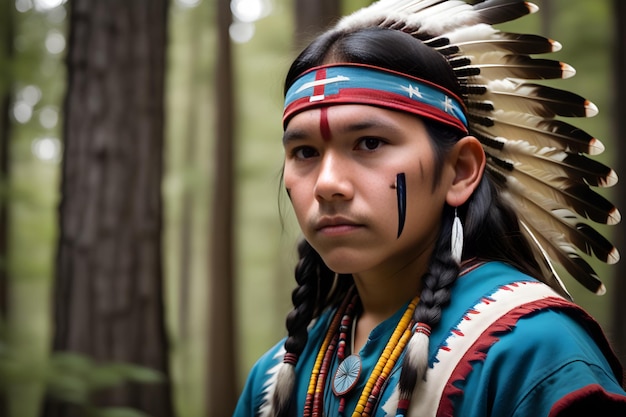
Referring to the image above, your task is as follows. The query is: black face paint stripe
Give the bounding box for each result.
[396,173,406,238]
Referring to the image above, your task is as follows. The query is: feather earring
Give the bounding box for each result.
[451,208,463,264]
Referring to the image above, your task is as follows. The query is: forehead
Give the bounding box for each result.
[283,104,427,142]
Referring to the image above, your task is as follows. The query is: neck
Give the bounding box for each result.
[353,249,428,314]
[353,274,421,320]
[350,254,427,352]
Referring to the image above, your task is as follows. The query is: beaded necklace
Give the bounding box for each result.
[303,286,419,417]
[303,286,354,417]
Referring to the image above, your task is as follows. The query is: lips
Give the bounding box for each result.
[314,216,363,235]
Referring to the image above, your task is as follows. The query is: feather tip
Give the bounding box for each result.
[526,2,539,14]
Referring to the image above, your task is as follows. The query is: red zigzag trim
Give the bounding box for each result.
[438,296,623,416]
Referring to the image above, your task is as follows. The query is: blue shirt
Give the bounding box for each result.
[234,262,626,416]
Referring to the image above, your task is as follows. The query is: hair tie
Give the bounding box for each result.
[283,352,299,366]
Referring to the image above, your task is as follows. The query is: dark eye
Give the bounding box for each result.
[356,137,384,151]
[293,146,319,159]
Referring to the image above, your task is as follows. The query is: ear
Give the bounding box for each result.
[445,136,486,207]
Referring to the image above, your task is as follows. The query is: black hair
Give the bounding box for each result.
[274,27,543,416]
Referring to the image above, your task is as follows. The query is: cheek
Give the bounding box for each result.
[282,163,301,195]
[402,160,443,221]
[283,171,310,218]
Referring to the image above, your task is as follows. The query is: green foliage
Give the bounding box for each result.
[46,353,164,405]
[93,408,151,417]
[0,329,163,417]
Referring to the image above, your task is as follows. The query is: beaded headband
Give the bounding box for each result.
[283,63,469,134]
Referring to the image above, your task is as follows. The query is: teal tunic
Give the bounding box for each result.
[233,262,626,416]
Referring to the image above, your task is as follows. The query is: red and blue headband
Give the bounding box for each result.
[283,63,469,134]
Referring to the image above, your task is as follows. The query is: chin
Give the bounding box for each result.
[318,252,368,275]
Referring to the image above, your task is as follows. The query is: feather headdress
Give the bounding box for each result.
[269,2,619,416]
[337,0,619,298]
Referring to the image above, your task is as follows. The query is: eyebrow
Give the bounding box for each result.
[282,129,310,145]
[283,117,403,145]
[341,119,401,134]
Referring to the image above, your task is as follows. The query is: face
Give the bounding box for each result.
[283,104,456,278]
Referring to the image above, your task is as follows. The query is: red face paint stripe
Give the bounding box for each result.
[320,107,331,141]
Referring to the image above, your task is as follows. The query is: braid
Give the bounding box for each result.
[414,208,460,327]
[283,240,322,357]
[398,206,460,401]
[271,239,336,417]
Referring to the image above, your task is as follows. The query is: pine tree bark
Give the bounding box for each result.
[207,0,237,414]
[46,0,174,416]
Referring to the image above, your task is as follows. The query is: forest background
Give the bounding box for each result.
[0,0,624,416]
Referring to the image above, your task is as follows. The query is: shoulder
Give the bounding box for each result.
[233,338,286,417]
[233,308,336,417]
[438,262,626,416]
[483,306,626,416]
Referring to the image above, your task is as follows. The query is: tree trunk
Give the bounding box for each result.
[294,0,341,46]
[611,0,626,385]
[0,3,14,416]
[45,0,174,416]
[207,0,237,415]
[0,0,14,322]
[178,0,202,347]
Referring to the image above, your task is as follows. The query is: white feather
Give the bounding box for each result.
[273,363,296,415]
[518,219,572,298]
[506,173,619,264]
[472,79,599,118]
[442,23,498,43]
[451,213,463,263]
[490,156,620,225]
[417,3,478,34]
[487,139,617,188]
[258,348,287,417]
[444,24,562,53]
[402,331,430,392]
[475,111,603,155]
[337,0,473,35]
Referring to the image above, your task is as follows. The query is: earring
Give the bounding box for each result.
[451,208,463,264]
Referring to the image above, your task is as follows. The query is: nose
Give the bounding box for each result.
[314,152,354,202]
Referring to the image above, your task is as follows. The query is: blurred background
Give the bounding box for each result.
[0,0,623,416]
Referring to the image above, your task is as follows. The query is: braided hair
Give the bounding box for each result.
[272,27,543,416]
